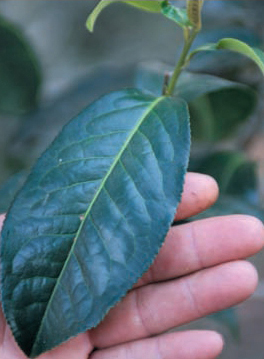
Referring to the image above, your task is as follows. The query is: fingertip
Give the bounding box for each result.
[215,261,259,305]
[240,215,264,251]
[176,172,219,220]
[199,330,224,358]
[234,260,259,299]
[162,330,224,359]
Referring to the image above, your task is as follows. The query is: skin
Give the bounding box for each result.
[0,172,264,359]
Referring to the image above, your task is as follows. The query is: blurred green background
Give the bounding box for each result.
[1,1,264,358]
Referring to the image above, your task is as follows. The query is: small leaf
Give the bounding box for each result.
[189,38,264,75]
[86,0,163,32]
[161,1,192,28]
[1,89,190,357]
[216,38,264,74]
[188,27,261,73]
[0,16,41,115]
[124,1,163,12]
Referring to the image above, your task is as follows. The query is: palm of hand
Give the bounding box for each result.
[1,173,263,359]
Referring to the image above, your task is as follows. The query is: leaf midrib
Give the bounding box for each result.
[31,95,164,355]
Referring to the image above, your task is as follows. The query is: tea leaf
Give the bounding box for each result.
[189,38,264,75]
[87,0,163,32]
[1,89,190,357]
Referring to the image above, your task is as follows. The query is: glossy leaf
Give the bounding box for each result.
[0,16,41,115]
[161,1,192,28]
[1,89,190,357]
[189,38,264,75]
[86,0,163,32]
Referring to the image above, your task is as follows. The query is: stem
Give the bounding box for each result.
[165,29,199,96]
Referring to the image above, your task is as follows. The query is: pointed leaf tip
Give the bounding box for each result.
[86,0,115,32]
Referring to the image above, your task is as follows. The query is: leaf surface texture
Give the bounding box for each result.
[1,89,190,357]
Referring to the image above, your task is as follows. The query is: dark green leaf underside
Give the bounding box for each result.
[1,89,190,357]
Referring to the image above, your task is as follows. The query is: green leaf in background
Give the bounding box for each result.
[188,85,256,141]
[192,194,264,222]
[209,308,240,341]
[189,38,264,75]
[191,151,257,200]
[0,16,41,115]
[189,151,264,221]
[161,1,192,29]
[86,0,163,32]
[1,89,190,357]
[135,63,256,141]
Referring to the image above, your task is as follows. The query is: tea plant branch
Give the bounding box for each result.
[165,28,199,96]
[165,0,204,96]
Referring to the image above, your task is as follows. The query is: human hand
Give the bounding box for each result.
[1,172,263,359]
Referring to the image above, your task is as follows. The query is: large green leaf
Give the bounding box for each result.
[86,0,163,32]
[1,89,190,357]
[0,16,41,115]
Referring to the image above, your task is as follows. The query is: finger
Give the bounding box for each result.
[137,215,264,286]
[175,172,219,221]
[90,331,223,359]
[89,260,257,348]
